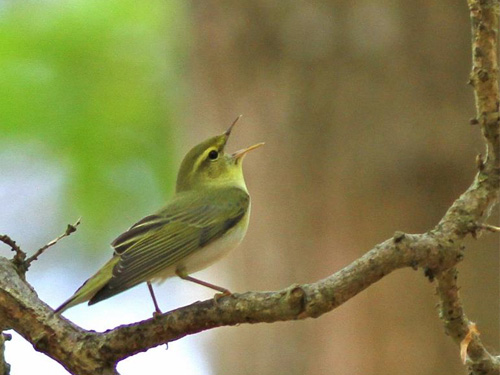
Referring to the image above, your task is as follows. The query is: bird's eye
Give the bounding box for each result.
[208,150,219,160]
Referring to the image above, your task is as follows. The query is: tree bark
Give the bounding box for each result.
[0,0,498,374]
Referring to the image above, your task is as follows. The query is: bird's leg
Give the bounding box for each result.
[175,269,231,299]
[147,281,162,316]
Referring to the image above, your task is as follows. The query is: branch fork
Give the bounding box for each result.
[0,0,498,374]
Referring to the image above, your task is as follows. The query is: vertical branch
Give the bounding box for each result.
[436,269,500,375]
[433,2,500,374]
[468,0,500,163]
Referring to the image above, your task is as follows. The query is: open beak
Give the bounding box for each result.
[232,142,265,160]
[224,115,243,137]
[224,115,264,160]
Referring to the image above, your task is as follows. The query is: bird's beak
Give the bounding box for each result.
[224,115,264,160]
[224,115,243,137]
[232,142,265,160]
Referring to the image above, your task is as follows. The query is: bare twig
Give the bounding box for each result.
[478,223,500,233]
[0,234,26,267]
[436,268,499,375]
[1,219,81,279]
[25,218,81,267]
[0,1,497,375]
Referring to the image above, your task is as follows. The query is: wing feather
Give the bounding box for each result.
[89,187,249,304]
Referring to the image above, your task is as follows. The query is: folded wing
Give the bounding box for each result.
[89,187,249,304]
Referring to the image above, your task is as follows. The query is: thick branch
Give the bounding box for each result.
[0,259,116,375]
[0,142,497,370]
[99,232,458,362]
[0,157,497,372]
[0,240,458,371]
[0,1,497,374]
[97,152,499,364]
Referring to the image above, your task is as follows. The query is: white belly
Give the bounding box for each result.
[182,209,249,274]
[151,204,250,282]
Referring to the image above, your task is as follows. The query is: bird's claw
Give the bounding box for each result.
[213,290,232,305]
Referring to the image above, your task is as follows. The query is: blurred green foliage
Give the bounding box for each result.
[0,0,187,248]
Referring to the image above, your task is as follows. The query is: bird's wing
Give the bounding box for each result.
[89,187,249,304]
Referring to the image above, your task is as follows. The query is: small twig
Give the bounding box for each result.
[436,268,499,375]
[478,223,500,233]
[25,218,81,267]
[0,235,26,268]
[0,235,23,255]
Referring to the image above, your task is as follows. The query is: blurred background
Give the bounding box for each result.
[0,1,498,374]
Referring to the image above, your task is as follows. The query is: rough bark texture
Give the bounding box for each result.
[0,334,10,375]
[0,1,498,374]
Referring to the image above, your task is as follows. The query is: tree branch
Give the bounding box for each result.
[0,153,497,374]
[0,235,26,274]
[0,218,80,279]
[0,150,497,371]
[97,232,464,363]
[24,218,81,267]
[0,333,10,375]
[436,268,500,375]
[467,0,500,164]
[0,1,497,374]
[429,3,500,374]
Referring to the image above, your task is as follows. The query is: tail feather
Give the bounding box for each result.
[55,257,119,314]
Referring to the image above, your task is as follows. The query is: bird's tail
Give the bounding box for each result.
[55,256,119,314]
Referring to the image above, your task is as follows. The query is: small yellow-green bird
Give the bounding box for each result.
[55,117,263,314]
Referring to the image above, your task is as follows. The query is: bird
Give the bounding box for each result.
[55,116,263,314]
